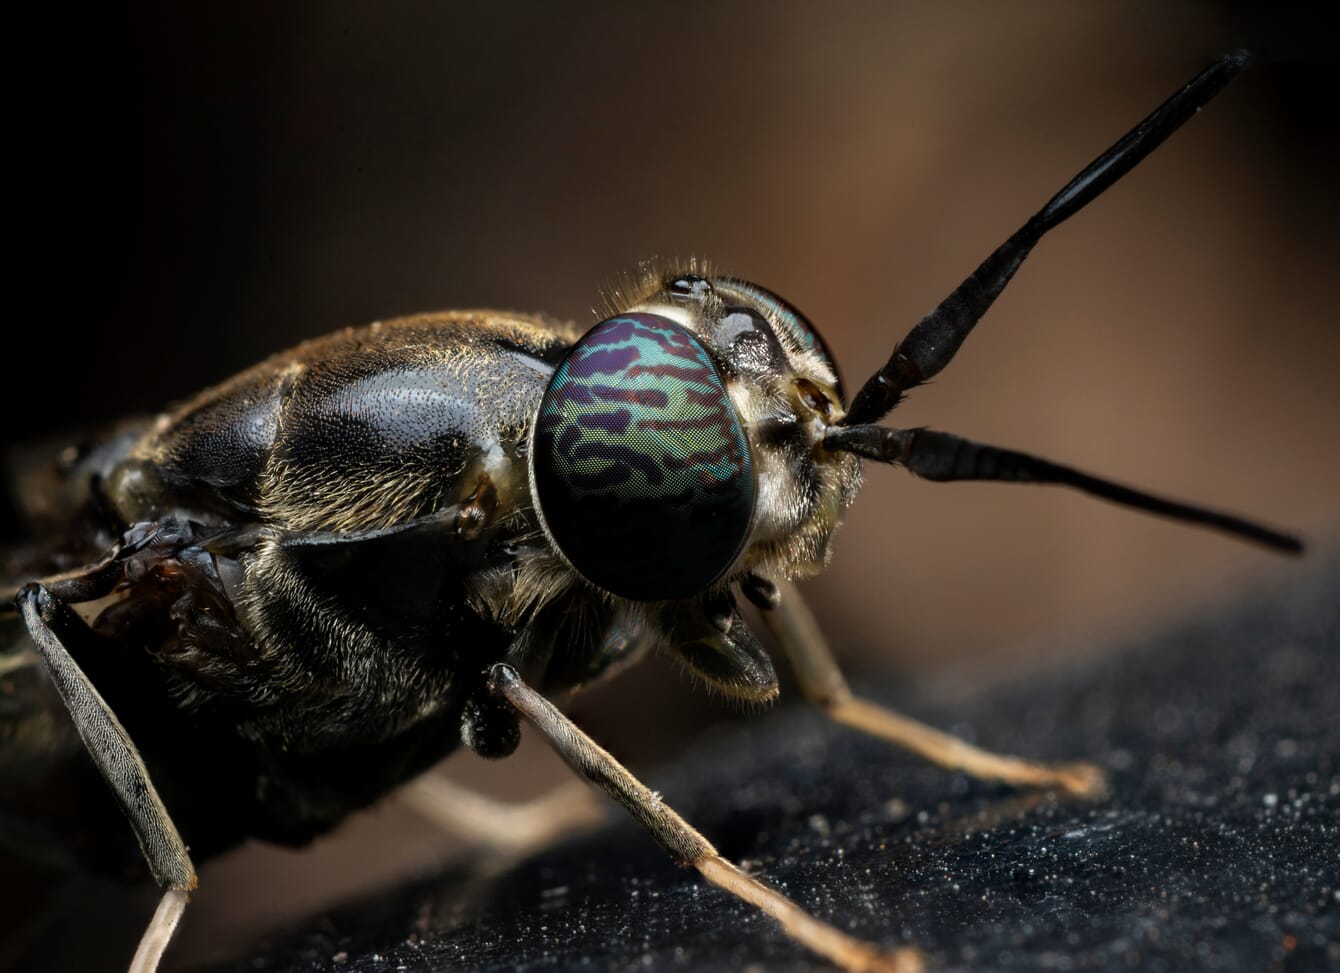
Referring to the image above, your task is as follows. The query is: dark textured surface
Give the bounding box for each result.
[205,559,1339,973]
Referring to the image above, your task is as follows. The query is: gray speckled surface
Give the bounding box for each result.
[202,557,1340,973]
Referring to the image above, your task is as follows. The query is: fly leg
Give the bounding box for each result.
[757,579,1106,798]
[489,663,923,973]
[16,578,196,973]
[399,774,607,859]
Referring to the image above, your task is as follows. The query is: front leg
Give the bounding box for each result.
[759,580,1106,798]
[488,663,922,973]
[17,579,196,973]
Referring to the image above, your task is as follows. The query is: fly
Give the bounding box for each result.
[0,50,1300,973]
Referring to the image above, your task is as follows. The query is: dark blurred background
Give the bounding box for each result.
[4,3,1338,969]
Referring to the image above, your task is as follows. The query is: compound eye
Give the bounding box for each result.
[532,313,756,601]
[716,306,787,378]
[717,278,844,401]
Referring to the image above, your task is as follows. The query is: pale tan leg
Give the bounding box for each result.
[399,774,607,858]
[489,663,923,973]
[762,581,1106,799]
[129,889,189,973]
[20,582,198,973]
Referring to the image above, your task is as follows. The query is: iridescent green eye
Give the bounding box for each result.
[532,313,756,601]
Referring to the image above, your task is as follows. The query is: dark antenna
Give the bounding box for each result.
[830,50,1300,555]
[825,425,1303,554]
[843,50,1251,427]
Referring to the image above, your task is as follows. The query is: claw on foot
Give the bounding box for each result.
[869,946,927,973]
[1043,760,1109,800]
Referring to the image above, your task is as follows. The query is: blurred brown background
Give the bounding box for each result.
[4,3,1338,969]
